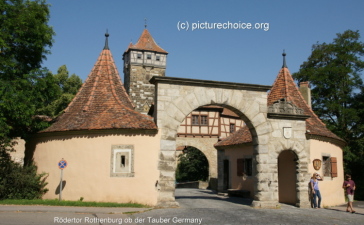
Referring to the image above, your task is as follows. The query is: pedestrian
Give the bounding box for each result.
[343,174,356,213]
[310,172,323,209]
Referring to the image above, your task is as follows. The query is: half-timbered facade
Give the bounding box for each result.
[177,106,245,139]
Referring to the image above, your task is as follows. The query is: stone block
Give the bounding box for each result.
[167,88,180,97]
[251,113,267,127]
[294,131,306,139]
[221,89,233,104]
[160,139,176,151]
[158,160,176,171]
[254,191,274,201]
[272,130,282,138]
[161,128,177,140]
[245,102,260,121]
[184,93,200,110]
[256,122,272,136]
[173,97,193,116]
[213,88,223,103]
[159,151,176,161]
[256,144,269,154]
[158,95,172,102]
[257,134,270,145]
[228,90,244,108]
[194,88,208,106]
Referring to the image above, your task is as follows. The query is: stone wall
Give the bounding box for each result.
[124,65,165,114]
[152,76,311,208]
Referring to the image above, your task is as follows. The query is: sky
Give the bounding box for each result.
[43,0,364,86]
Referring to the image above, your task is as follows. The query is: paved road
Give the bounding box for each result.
[0,188,363,225]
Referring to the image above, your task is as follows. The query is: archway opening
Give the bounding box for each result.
[278,150,298,205]
[175,146,209,188]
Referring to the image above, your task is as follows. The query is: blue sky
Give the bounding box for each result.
[43,0,364,86]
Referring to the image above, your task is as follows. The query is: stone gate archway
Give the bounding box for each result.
[151,76,272,207]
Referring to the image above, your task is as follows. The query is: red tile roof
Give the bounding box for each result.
[125,29,168,54]
[268,66,344,144]
[221,108,239,118]
[41,43,157,133]
[214,126,252,147]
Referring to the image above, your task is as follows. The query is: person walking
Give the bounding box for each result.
[310,173,323,209]
[343,174,356,213]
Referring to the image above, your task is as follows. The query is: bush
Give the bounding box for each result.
[0,148,48,200]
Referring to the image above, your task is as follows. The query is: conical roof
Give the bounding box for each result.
[125,29,167,54]
[268,53,344,145]
[42,33,157,133]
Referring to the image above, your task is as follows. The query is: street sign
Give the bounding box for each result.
[58,159,67,170]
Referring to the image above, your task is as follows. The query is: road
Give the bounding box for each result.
[0,188,363,225]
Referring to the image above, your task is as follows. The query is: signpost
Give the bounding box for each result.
[58,159,67,201]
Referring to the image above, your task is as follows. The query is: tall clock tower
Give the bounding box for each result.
[123,28,168,114]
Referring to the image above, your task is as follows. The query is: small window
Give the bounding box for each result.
[111,145,134,177]
[245,158,252,176]
[322,156,331,177]
[121,155,126,167]
[192,115,199,125]
[237,158,252,176]
[201,116,208,125]
[147,54,152,59]
[230,123,235,133]
[156,55,160,61]
[137,53,142,59]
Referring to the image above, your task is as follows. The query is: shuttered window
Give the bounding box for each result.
[330,157,338,178]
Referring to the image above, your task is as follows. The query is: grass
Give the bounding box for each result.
[0,199,149,208]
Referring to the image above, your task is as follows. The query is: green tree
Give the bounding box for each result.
[176,146,209,182]
[39,65,82,117]
[0,0,54,199]
[292,29,364,199]
[0,0,55,139]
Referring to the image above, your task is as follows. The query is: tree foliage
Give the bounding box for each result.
[176,147,209,182]
[0,0,54,199]
[292,30,364,199]
[0,0,55,139]
[38,65,82,117]
[0,150,48,199]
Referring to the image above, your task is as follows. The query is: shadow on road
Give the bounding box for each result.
[175,189,253,206]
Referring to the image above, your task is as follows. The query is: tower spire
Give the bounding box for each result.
[282,50,287,68]
[144,18,147,29]
[104,30,109,50]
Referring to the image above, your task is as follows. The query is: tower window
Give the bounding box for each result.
[147,54,151,60]
[156,55,160,61]
[137,54,142,59]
